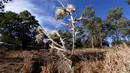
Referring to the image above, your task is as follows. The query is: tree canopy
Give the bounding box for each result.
[0,1,130,49]
[0,10,39,48]
[81,5,107,48]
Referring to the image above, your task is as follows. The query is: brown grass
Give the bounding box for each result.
[1,43,130,73]
[74,43,130,73]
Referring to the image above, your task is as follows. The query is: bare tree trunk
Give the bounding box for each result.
[70,14,76,53]
[100,33,102,48]
[91,35,94,48]
[72,29,75,52]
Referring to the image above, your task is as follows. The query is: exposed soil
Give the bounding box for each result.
[0,47,106,73]
[0,44,130,73]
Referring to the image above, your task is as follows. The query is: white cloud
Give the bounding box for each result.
[4,0,67,31]
[5,0,43,15]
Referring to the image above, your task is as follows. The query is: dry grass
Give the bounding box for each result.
[74,43,130,73]
[102,43,130,73]
[70,48,108,55]
[1,43,130,73]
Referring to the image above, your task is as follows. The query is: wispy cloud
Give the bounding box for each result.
[4,0,68,31]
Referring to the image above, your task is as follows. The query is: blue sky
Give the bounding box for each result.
[4,0,130,31]
[70,0,130,19]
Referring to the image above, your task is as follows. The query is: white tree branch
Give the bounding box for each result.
[35,25,66,52]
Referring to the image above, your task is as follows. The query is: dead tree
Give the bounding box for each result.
[23,1,88,73]
[34,24,73,73]
[55,3,87,53]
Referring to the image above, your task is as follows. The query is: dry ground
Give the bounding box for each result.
[0,43,130,73]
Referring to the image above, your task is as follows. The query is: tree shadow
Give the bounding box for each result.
[70,51,106,65]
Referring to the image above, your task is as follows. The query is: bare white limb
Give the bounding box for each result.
[53,31,66,50]
[50,44,66,52]
[45,30,66,50]
[70,14,76,52]
[35,25,66,51]
[55,3,77,52]
[75,29,79,36]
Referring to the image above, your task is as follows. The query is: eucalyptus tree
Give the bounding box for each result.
[0,10,39,48]
[118,17,130,41]
[82,5,106,48]
[106,7,123,44]
[19,10,39,47]
[82,4,95,48]
[0,11,19,43]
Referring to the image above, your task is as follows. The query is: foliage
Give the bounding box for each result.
[128,0,130,5]
[82,4,95,18]
[106,7,129,45]
[82,5,106,48]
[0,1,130,49]
[0,10,39,48]
[0,0,12,11]
[119,17,130,40]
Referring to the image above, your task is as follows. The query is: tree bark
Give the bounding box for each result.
[100,33,102,48]
[91,36,94,48]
